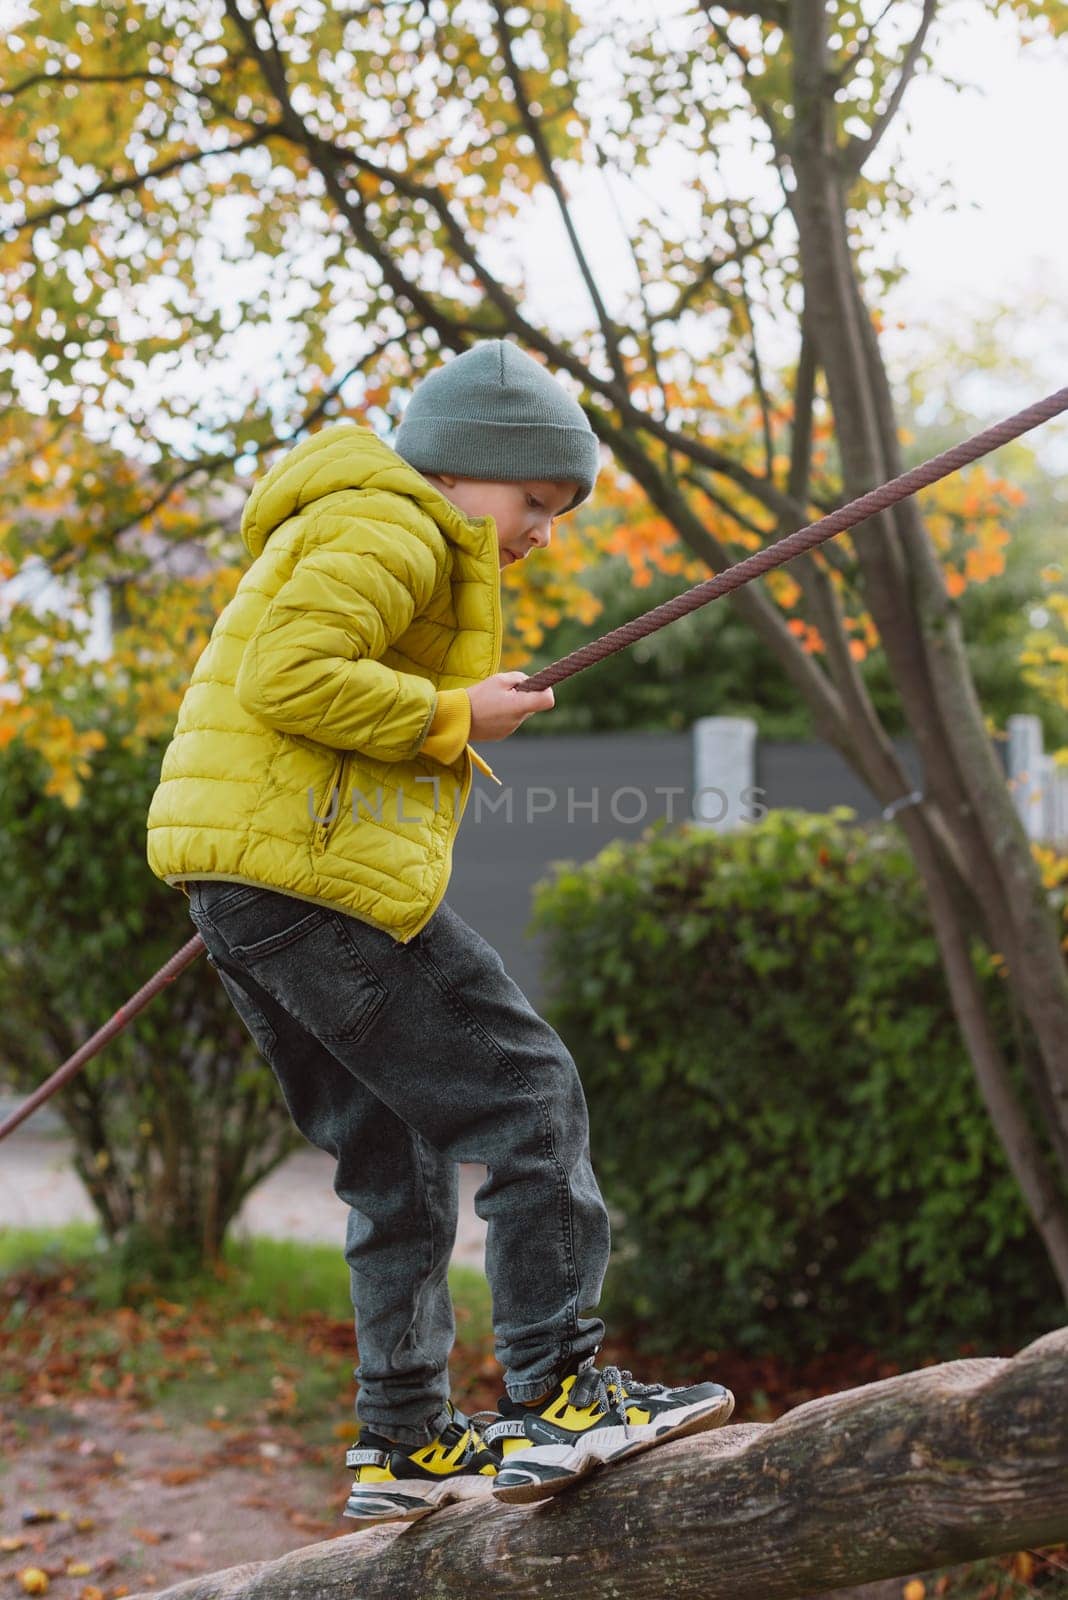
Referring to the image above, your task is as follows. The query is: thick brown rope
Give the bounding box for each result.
[515,385,1068,693]
[2,386,1066,1143]
[0,935,207,1140]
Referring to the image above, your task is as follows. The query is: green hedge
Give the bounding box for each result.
[528,808,1066,1362]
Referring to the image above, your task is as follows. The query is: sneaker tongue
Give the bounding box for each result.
[438,1402,469,1446]
[571,1369,602,1408]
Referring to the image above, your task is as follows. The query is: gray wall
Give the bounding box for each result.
[446,727,927,1011]
[448,732,693,1010]
[755,737,925,820]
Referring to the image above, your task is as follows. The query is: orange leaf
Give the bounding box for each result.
[1011,1552,1035,1582]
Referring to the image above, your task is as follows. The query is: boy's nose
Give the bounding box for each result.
[528,522,552,550]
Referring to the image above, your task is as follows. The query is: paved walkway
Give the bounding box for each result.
[0,1128,489,1273]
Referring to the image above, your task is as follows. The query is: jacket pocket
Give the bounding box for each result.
[312,751,348,855]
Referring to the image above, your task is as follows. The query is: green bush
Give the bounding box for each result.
[0,716,304,1279]
[529,808,1066,1362]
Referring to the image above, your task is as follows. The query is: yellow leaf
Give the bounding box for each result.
[1011,1551,1035,1582]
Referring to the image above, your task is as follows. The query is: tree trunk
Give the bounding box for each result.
[787,0,1068,1292]
[124,1324,1068,1600]
[593,341,1068,1295]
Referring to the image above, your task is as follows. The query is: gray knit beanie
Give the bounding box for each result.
[394,340,600,514]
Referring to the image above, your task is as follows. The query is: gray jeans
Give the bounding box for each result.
[185,880,611,1446]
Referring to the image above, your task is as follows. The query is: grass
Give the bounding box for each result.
[0,1219,494,1335]
[0,1219,102,1275]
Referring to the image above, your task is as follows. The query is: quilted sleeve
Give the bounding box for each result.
[234,513,443,761]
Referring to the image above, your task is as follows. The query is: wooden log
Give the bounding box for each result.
[128,1325,1068,1600]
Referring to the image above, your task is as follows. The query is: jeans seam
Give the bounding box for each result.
[200,883,264,918]
[407,1130,437,1366]
[410,942,580,1313]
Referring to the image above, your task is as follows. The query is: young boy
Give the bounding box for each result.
[146,339,733,1527]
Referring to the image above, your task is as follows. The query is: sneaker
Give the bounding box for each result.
[342,1399,502,1528]
[484,1351,735,1504]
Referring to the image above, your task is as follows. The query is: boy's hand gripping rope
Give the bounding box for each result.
[1,385,1065,1143]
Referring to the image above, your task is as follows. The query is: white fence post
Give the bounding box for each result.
[1038,752,1068,847]
[692,716,758,832]
[1007,714,1047,841]
[1054,764,1068,847]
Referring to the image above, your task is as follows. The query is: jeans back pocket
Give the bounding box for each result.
[229,909,388,1046]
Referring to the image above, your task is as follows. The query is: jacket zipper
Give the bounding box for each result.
[313,752,348,854]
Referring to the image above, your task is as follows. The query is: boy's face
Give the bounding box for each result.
[424,474,581,569]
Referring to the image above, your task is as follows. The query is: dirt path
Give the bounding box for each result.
[0,1393,351,1598]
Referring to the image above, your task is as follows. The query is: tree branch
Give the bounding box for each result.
[491,0,628,387]
[648,206,785,328]
[722,207,775,481]
[8,124,284,234]
[44,342,403,582]
[825,0,897,90]
[585,399,853,750]
[591,142,669,419]
[839,0,938,178]
[0,67,260,131]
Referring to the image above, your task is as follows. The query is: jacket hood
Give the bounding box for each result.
[239,422,497,563]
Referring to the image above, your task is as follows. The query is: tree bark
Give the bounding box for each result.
[124,1325,1068,1600]
[851,276,1068,1123]
[786,0,1068,1289]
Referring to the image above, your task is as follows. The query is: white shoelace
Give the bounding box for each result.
[570,1363,666,1425]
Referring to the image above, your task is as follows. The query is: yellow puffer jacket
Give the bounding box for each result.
[146,421,506,945]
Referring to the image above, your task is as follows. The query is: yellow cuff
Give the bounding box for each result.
[418,688,472,764]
